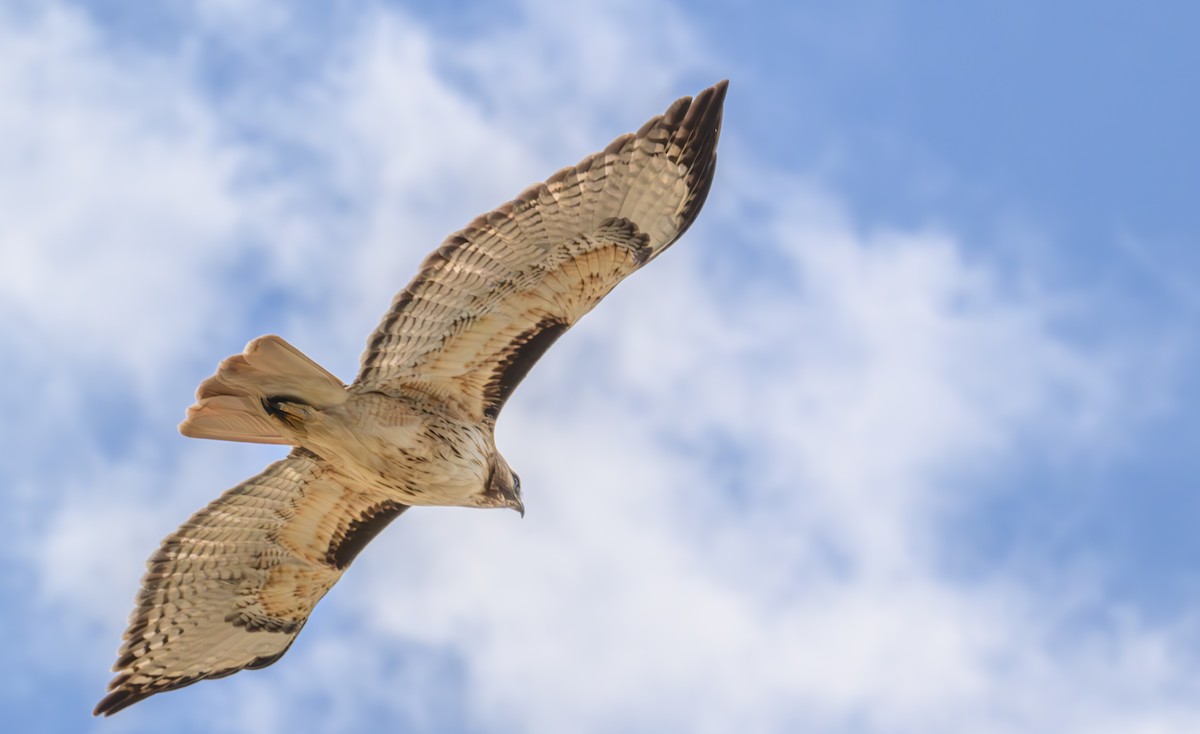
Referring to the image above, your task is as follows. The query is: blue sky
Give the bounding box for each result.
[2,1,1199,732]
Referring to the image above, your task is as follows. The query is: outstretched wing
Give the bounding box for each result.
[95,450,407,716]
[354,80,727,422]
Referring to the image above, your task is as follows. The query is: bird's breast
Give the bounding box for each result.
[312,392,493,508]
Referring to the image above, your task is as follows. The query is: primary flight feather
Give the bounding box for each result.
[96,80,727,716]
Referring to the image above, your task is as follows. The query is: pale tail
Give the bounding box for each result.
[179,335,347,444]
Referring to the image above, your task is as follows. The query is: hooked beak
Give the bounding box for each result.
[511,496,525,518]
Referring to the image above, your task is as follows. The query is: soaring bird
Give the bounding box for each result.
[95,80,727,716]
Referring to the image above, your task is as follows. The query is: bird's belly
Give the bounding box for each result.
[311,400,492,508]
[350,441,489,507]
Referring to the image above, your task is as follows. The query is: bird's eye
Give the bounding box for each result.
[512,472,521,491]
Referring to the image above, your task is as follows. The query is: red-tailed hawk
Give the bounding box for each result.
[95,80,727,716]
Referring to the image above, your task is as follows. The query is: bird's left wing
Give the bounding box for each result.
[95,450,407,716]
[353,81,727,422]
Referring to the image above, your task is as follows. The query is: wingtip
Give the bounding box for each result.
[682,79,729,116]
[93,686,141,717]
[710,79,729,117]
[688,79,728,130]
[668,79,727,235]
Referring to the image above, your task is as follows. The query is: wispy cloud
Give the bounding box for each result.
[1,2,1196,733]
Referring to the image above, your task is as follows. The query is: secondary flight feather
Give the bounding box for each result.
[96,80,727,716]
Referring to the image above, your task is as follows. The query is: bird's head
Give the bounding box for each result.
[485,454,524,517]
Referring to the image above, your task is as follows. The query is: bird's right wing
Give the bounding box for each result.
[95,450,407,716]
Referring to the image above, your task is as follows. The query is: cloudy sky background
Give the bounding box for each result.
[2,1,1198,732]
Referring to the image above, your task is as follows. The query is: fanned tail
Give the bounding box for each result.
[179,335,347,444]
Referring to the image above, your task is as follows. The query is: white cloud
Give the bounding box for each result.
[3,2,1198,733]
[189,0,291,35]
[0,6,239,353]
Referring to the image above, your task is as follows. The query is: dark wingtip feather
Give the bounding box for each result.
[94,670,216,716]
[93,685,146,717]
[94,674,187,717]
[681,80,727,165]
[672,79,728,238]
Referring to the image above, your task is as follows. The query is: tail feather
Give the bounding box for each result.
[180,336,346,444]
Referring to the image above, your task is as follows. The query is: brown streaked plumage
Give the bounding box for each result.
[96,80,727,716]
